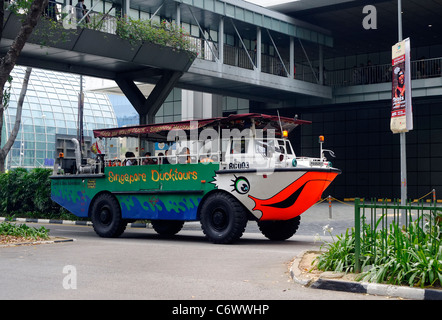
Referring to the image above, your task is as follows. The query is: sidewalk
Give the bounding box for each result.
[290,249,442,300]
[289,201,442,300]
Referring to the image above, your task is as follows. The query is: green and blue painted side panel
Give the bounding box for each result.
[51,163,218,221]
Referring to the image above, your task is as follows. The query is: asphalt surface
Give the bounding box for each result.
[1,200,441,301]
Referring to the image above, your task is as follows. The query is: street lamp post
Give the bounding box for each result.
[398,0,407,225]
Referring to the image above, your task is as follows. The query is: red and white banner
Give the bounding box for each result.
[391,38,413,133]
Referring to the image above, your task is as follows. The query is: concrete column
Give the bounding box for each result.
[319,44,324,85]
[218,17,224,65]
[123,0,130,18]
[182,90,223,120]
[290,36,295,79]
[176,3,181,25]
[256,27,261,72]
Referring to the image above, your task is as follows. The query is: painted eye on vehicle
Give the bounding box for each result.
[231,176,250,195]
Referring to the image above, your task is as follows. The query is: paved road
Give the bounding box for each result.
[0,202,391,302]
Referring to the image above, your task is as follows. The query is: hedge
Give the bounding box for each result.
[0,168,75,219]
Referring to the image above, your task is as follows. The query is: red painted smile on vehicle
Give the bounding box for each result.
[248,171,338,220]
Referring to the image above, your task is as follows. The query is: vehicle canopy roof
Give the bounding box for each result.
[93,113,311,141]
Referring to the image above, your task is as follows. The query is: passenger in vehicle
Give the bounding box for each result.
[179,147,191,164]
[124,151,137,166]
[163,150,171,165]
[157,152,164,164]
[142,152,156,165]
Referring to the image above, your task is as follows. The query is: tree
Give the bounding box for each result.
[0,0,48,172]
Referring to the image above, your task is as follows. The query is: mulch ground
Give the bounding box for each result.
[0,235,49,246]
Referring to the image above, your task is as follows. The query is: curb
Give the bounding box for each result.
[290,250,442,300]
[0,217,148,228]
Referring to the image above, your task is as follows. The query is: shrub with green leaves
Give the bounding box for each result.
[0,168,66,218]
[0,221,49,240]
[316,219,442,288]
[115,17,196,53]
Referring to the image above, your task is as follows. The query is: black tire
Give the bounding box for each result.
[90,193,126,238]
[151,220,184,237]
[200,192,247,244]
[258,216,301,241]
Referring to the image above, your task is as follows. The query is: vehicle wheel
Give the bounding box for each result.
[151,220,184,237]
[91,193,126,238]
[200,192,247,244]
[258,216,301,241]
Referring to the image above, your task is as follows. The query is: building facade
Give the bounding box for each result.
[1,67,118,170]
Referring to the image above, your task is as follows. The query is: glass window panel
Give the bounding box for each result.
[22,109,32,117]
[66,121,76,128]
[46,126,56,134]
[173,88,181,101]
[26,88,37,96]
[85,116,95,123]
[36,142,46,150]
[163,116,174,123]
[34,120,45,128]
[23,125,34,133]
[24,157,34,166]
[48,93,58,99]
[164,102,173,115]
[173,101,181,114]
[46,133,55,142]
[51,106,63,113]
[67,128,77,135]
[41,104,53,112]
[129,8,139,19]
[64,113,75,121]
[22,141,30,149]
[53,112,64,120]
[55,120,66,127]
[11,148,20,157]
[104,118,114,125]
[61,100,71,107]
[47,142,55,151]
[31,106,42,119]
[44,119,55,126]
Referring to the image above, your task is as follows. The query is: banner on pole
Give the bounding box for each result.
[391,38,413,133]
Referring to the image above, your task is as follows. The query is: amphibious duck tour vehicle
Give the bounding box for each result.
[51,113,340,243]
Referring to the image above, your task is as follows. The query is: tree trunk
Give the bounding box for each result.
[0,0,48,172]
[0,67,32,171]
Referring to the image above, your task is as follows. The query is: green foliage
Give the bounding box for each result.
[0,168,68,218]
[316,228,357,273]
[0,221,49,240]
[115,17,196,53]
[2,75,13,109]
[316,216,442,288]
